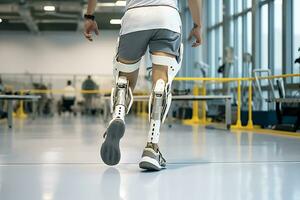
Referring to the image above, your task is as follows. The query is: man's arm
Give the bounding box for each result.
[87,0,97,15]
[188,0,202,28]
[84,0,99,41]
[188,0,202,47]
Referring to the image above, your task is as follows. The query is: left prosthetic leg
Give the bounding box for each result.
[139,45,183,171]
[101,56,140,166]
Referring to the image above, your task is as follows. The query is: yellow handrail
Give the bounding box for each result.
[175,73,300,129]
[174,73,300,82]
[12,73,300,128]
[231,80,242,129]
[15,91,27,119]
[246,80,254,129]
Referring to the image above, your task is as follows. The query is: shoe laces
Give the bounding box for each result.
[158,149,166,163]
[146,143,166,163]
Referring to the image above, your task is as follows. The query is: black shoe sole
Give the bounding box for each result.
[100,119,125,166]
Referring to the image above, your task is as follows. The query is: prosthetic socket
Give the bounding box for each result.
[110,56,141,121]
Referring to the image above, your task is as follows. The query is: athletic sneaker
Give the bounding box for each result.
[100,119,125,166]
[139,143,166,171]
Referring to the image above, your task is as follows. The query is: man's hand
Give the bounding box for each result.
[188,26,202,47]
[84,19,99,42]
[188,0,202,47]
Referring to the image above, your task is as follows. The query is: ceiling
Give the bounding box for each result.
[0,0,125,32]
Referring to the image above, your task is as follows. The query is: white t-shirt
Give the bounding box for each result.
[126,0,178,10]
[120,0,181,35]
[63,85,76,99]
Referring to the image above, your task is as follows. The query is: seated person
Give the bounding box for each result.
[61,80,76,113]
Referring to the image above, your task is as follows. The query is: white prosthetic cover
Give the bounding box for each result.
[110,53,141,122]
[147,44,183,143]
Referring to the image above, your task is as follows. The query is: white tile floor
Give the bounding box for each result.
[1,116,300,200]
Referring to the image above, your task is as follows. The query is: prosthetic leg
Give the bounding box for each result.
[100,57,140,166]
[139,45,183,171]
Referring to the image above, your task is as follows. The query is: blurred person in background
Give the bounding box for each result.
[0,77,7,119]
[58,80,77,116]
[81,75,98,115]
[63,80,76,100]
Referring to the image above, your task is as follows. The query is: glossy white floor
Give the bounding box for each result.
[0,116,300,200]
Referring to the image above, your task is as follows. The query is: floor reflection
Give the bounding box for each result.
[100,168,123,200]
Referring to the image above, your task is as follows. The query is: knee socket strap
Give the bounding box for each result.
[113,57,141,80]
[150,55,180,86]
[150,43,183,86]
[111,58,138,117]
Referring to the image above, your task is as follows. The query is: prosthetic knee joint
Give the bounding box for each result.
[148,45,183,143]
[110,57,141,121]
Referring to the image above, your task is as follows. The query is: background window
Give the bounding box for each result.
[246,12,252,54]
[209,30,216,77]
[294,0,300,79]
[274,0,283,75]
[261,4,269,69]
[209,0,216,26]
[235,16,243,77]
[216,0,223,24]
[246,0,252,9]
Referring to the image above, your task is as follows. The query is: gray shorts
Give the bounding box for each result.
[117,29,181,61]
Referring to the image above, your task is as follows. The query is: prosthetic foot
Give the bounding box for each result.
[100,76,133,166]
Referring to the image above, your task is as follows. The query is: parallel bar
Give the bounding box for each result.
[0,95,41,100]
[174,73,300,82]
[104,95,232,101]
[0,95,40,128]
[103,95,232,130]
[269,98,300,103]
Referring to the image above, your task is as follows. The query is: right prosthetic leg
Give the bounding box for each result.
[139,45,184,171]
[100,56,140,166]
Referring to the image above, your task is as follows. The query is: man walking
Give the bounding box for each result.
[84,0,202,171]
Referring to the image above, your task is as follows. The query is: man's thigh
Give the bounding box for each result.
[117,30,152,62]
[149,29,181,60]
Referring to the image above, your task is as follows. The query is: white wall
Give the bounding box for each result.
[0,30,150,92]
[0,31,120,75]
